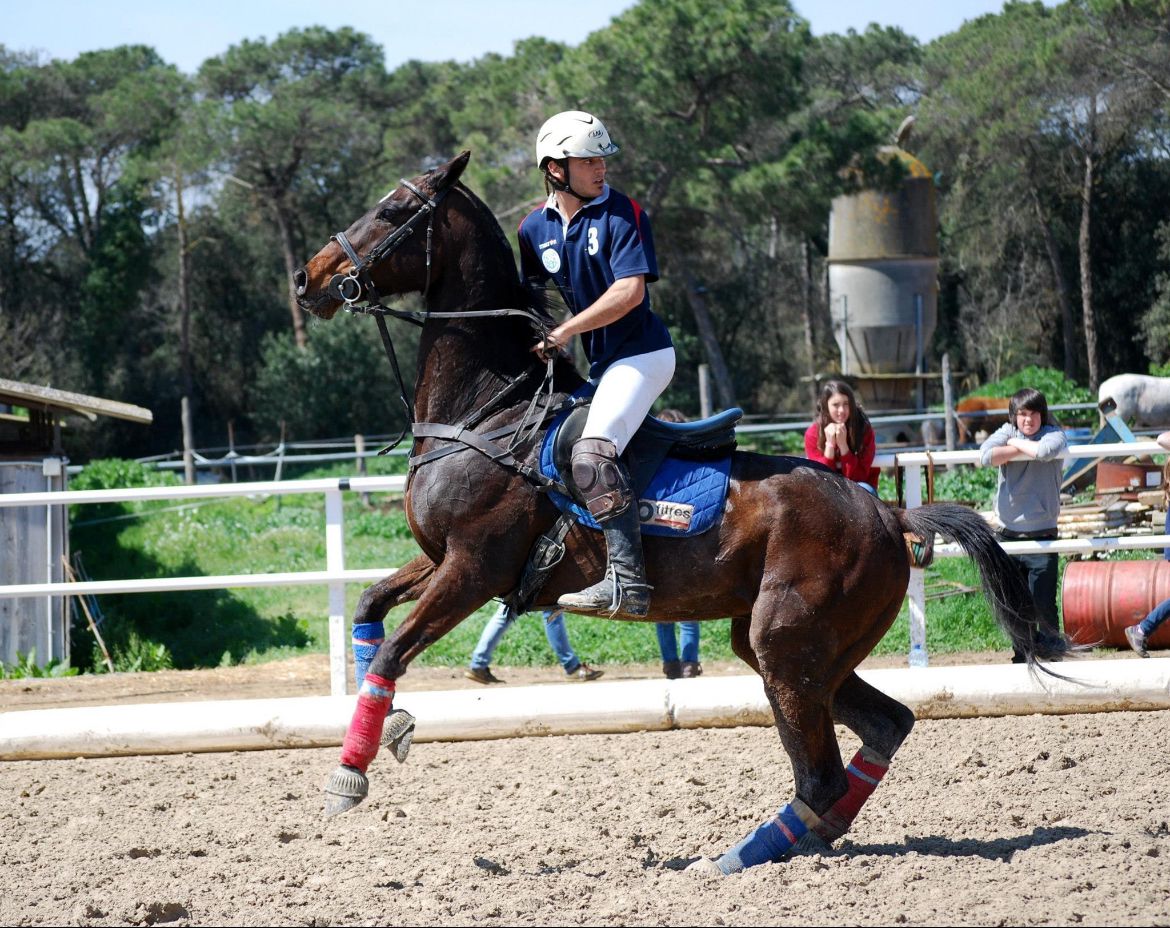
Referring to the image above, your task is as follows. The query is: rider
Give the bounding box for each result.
[519,110,676,618]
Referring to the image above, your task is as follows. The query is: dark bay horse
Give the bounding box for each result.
[294,151,1069,874]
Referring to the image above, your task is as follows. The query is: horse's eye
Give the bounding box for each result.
[377,208,396,223]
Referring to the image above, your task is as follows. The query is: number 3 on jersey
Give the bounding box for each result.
[587,226,599,256]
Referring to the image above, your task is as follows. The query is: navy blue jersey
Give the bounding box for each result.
[518,185,672,378]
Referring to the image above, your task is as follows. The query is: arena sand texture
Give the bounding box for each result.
[1,656,1167,925]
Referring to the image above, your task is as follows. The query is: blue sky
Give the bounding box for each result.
[8,1,1026,74]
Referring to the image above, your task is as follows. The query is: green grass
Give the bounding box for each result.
[58,457,1163,675]
[65,457,744,671]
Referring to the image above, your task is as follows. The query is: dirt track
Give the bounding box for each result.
[1,655,1168,925]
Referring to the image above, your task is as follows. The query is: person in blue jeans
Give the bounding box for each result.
[1125,574,1170,657]
[1125,431,1170,657]
[466,603,603,684]
[655,621,701,678]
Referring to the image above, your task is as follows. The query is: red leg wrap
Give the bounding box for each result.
[813,749,889,843]
[339,674,395,772]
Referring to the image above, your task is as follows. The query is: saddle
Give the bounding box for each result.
[538,401,742,539]
[506,402,741,614]
[551,403,742,499]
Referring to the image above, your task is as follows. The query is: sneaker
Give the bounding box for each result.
[465,666,504,684]
[681,661,703,678]
[1125,625,1150,658]
[568,663,604,682]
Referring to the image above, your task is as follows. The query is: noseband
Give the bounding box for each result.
[328,178,447,307]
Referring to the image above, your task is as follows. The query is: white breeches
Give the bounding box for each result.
[581,347,676,455]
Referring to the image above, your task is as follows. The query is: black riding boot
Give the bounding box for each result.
[557,436,652,618]
[559,504,652,617]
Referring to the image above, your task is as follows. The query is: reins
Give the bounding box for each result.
[326,177,568,491]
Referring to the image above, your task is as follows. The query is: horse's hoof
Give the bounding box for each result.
[381,708,416,764]
[685,857,725,878]
[791,831,832,856]
[323,764,368,818]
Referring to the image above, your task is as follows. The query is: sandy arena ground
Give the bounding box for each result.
[1,653,1167,926]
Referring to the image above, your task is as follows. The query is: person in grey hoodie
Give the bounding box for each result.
[980,387,1068,662]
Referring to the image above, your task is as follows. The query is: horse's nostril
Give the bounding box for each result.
[293,268,307,295]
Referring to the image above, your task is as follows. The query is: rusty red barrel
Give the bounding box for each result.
[1062,559,1170,649]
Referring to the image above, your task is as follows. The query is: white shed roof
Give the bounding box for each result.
[0,378,152,425]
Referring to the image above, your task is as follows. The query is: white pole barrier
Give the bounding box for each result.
[902,461,928,667]
[324,488,347,697]
[4,660,1169,761]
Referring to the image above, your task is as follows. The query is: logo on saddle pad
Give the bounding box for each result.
[638,498,694,531]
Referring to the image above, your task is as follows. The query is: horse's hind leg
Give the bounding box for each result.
[728,615,759,674]
[700,611,850,874]
[705,678,841,875]
[807,671,915,847]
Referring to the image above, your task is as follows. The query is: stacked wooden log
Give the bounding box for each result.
[1056,494,1163,538]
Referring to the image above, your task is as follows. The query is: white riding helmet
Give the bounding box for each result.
[535,110,620,168]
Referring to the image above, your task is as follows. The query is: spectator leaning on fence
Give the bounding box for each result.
[979,387,1068,663]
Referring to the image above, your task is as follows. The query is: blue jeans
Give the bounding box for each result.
[470,603,580,673]
[1139,597,1170,637]
[655,621,701,663]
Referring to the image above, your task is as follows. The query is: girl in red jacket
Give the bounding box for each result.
[804,380,879,493]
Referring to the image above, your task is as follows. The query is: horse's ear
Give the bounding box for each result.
[428,150,471,192]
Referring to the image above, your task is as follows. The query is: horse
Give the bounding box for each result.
[1099,373,1170,430]
[293,151,1070,874]
[956,395,1011,445]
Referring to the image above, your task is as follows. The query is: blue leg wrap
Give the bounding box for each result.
[352,621,385,690]
[716,802,811,875]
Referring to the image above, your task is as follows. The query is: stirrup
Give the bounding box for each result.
[558,566,651,618]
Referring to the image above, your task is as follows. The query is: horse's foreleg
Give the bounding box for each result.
[351,554,436,689]
[325,565,490,817]
[809,671,914,846]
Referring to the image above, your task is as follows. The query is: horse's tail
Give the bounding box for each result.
[896,503,1074,670]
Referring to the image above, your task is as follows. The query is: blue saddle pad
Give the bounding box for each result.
[539,411,732,537]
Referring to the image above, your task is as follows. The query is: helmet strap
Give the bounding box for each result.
[545,159,596,203]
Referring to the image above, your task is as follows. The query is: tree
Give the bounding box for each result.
[919,2,1158,390]
[198,27,390,349]
[918,3,1083,382]
[553,0,811,409]
[0,46,182,407]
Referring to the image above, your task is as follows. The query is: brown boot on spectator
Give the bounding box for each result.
[662,660,682,679]
[681,661,703,678]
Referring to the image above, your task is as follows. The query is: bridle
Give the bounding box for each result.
[321,177,574,490]
[328,178,447,309]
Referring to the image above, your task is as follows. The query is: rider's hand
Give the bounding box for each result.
[532,329,565,360]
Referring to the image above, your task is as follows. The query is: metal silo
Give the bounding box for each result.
[828,146,938,413]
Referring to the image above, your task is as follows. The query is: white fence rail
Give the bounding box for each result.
[0,475,405,696]
[0,441,1167,695]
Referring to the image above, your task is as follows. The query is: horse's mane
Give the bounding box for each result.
[440,178,580,395]
[451,181,557,326]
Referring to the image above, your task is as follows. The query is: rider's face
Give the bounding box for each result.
[558,156,607,198]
